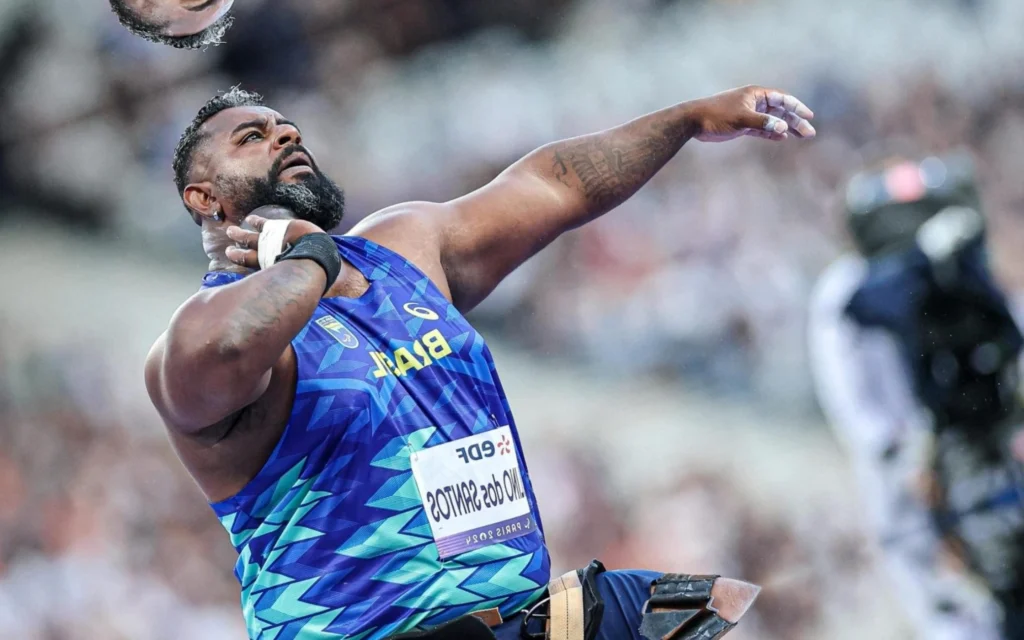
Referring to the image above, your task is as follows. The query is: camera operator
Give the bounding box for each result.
[808,153,1024,639]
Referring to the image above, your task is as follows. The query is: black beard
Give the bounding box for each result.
[221,148,346,231]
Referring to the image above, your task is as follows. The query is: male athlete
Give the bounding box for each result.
[109,0,234,49]
[146,85,815,640]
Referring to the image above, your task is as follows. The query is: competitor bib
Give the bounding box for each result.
[410,426,535,559]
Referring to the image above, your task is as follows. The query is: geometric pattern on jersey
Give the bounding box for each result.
[201,235,550,640]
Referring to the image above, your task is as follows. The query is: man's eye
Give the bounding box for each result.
[242,132,263,144]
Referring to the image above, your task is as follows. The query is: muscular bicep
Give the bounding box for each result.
[146,300,275,434]
[145,259,324,434]
[351,182,566,313]
[441,164,579,311]
[353,160,578,312]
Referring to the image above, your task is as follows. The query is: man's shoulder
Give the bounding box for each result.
[344,202,444,264]
[344,202,453,301]
[346,201,447,242]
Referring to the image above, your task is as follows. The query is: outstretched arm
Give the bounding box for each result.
[434,86,814,310]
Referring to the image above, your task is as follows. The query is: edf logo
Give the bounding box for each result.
[456,440,496,464]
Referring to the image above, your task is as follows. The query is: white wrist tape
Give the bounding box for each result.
[258,219,291,270]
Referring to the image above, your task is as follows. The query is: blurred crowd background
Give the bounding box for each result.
[2,0,1024,637]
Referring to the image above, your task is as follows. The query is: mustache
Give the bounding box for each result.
[270,145,319,179]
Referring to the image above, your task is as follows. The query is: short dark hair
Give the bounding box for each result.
[173,87,264,218]
[108,0,234,50]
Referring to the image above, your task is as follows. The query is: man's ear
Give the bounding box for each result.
[183,182,218,225]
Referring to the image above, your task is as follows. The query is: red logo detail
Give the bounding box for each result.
[497,435,512,455]
[885,162,927,203]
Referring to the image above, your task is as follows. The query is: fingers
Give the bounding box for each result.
[694,85,813,144]
[224,215,280,270]
[225,246,260,269]
[225,216,293,271]
[767,106,815,139]
[764,90,815,138]
[736,111,789,141]
[226,217,265,269]
[765,90,813,120]
[225,216,270,268]
[226,225,260,250]
[762,113,790,140]
[752,88,816,140]
[244,214,267,232]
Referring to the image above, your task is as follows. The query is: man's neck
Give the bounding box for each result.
[202,222,250,274]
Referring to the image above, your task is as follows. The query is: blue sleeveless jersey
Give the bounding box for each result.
[202,236,550,639]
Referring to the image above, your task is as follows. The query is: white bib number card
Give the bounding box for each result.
[410,426,535,559]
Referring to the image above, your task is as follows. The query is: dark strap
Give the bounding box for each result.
[674,616,733,640]
[640,574,737,640]
[649,574,717,607]
[277,233,342,295]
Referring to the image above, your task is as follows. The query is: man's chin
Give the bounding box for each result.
[262,175,345,231]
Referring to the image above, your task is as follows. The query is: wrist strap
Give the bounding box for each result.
[276,233,342,295]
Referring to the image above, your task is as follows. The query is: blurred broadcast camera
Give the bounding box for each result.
[845,152,1023,442]
[844,153,1024,617]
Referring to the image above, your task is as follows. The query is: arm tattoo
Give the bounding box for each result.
[550,113,694,214]
[224,263,321,354]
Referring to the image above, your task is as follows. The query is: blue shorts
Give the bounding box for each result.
[494,570,662,640]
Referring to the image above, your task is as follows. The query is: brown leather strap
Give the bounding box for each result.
[469,607,503,628]
[547,570,586,640]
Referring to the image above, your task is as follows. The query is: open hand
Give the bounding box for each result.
[687,86,816,143]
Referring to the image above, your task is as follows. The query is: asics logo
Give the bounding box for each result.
[403,302,440,321]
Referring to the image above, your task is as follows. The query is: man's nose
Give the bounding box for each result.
[274,125,301,149]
